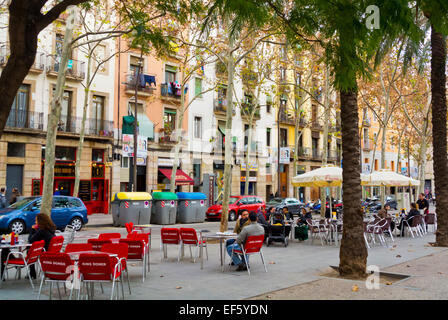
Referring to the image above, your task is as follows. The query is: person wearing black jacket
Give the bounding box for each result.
[417,193,429,214]
[27,213,56,278]
[397,203,420,237]
[297,207,312,225]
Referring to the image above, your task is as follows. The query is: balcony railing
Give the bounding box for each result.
[6,110,44,131]
[311,148,322,160]
[161,83,181,99]
[46,55,86,80]
[57,115,114,137]
[279,111,295,125]
[213,99,235,115]
[124,73,156,95]
[327,150,340,162]
[240,103,260,119]
[0,46,45,71]
[298,147,311,157]
[311,120,323,131]
[363,140,373,151]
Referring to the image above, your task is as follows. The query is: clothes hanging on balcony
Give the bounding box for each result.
[143,74,156,87]
[173,81,181,96]
[168,82,174,94]
[139,74,146,88]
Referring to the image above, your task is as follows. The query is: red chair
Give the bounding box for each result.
[119,239,148,282]
[179,228,208,263]
[47,236,65,253]
[2,240,45,289]
[127,232,150,267]
[231,235,267,276]
[37,252,75,300]
[98,233,122,241]
[160,228,181,262]
[125,222,133,234]
[64,243,93,254]
[78,253,123,300]
[101,243,131,294]
[88,239,112,251]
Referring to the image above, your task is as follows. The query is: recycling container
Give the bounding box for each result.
[176,192,208,223]
[151,192,178,225]
[111,192,152,227]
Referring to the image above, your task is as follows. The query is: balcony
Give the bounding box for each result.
[311,120,323,131]
[297,147,311,158]
[0,46,45,73]
[240,103,260,120]
[213,99,235,116]
[46,55,85,81]
[57,115,114,138]
[311,148,322,160]
[327,150,340,162]
[158,128,177,144]
[5,110,44,131]
[124,73,156,97]
[363,140,373,151]
[279,110,295,125]
[161,83,181,104]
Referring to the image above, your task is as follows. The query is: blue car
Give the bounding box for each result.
[0,196,88,235]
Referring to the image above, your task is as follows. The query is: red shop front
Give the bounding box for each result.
[33,160,109,215]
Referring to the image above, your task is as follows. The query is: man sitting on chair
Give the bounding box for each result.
[226,211,264,271]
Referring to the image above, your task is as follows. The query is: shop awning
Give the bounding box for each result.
[159,168,194,185]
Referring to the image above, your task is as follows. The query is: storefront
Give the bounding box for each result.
[156,157,194,191]
[34,147,109,215]
[240,162,257,195]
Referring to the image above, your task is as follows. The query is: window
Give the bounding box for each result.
[246,197,256,204]
[7,143,25,157]
[266,128,271,146]
[92,149,104,162]
[238,198,248,205]
[280,128,288,147]
[244,124,249,146]
[266,95,272,113]
[195,78,203,98]
[194,116,202,139]
[93,44,107,72]
[121,156,129,168]
[45,146,76,161]
[391,161,395,171]
[165,65,177,83]
[92,95,105,132]
[266,163,271,174]
[130,56,144,75]
[374,159,379,171]
[53,197,69,208]
[68,198,83,208]
[8,84,30,128]
[163,109,176,133]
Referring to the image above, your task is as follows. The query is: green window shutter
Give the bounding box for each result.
[195,78,202,97]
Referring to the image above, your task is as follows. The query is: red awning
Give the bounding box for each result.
[159,168,194,185]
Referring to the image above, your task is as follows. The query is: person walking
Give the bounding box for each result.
[9,188,20,205]
[0,188,7,209]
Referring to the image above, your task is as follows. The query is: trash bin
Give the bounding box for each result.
[176,192,208,223]
[111,192,152,227]
[151,192,178,225]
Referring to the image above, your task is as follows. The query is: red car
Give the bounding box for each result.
[206,195,266,221]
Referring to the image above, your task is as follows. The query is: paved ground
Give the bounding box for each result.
[0,213,445,300]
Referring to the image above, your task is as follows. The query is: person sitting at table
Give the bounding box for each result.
[226,211,264,271]
[297,207,313,226]
[397,203,420,237]
[377,204,395,232]
[27,213,56,278]
[226,210,251,253]
[281,207,292,220]
[256,207,269,240]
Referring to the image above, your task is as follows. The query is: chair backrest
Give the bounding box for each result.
[243,235,265,254]
[410,215,422,227]
[78,253,114,281]
[101,243,129,268]
[26,240,45,264]
[64,243,93,253]
[179,228,199,245]
[40,252,74,281]
[48,235,65,253]
[88,238,112,251]
[119,239,144,260]
[98,233,122,241]
[126,232,149,245]
[160,228,180,244]
[425,213,436,224]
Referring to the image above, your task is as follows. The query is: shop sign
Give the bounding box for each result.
[158,158,174,167]
[92,163,105,178]
[279,147,290,164]
[240,176,257,182]
[122,134,148,158]
[42,162,75,177]
[137,157,146,166]
[240,162,258,171]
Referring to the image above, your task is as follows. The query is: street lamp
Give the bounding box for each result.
[130,57,143,192]
[277,95,287,197]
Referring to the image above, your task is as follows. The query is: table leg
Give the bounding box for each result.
[200,240,204,270]
[220,239,224,272]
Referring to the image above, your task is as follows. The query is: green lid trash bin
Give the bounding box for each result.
[151,192,178,225]
[176,192,207,223]
[111,192,152,227]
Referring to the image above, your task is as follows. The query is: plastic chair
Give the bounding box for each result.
[179,228,208,263]
[306,219,327,246]
[126,232,151,265]
[231,235,267,276]
[78,253,123,300]
[88,239,112,251]
[160,228,181,262]
[64,243,93,254]
[47,236,65,253]
[425,213,437,233]
[402,215,424,238]
[2,240,45,289]
[98,233,122,241]
[125,223,133,234]
[119,239,148,282]
[101,243,131,295]
[37,252,75,300]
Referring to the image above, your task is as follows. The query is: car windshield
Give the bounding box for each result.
[8,197,37,210]
[217,197,239,205]
[268,198,283,204]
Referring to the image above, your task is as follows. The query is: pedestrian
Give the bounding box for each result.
[9,188,20,205]
[0,187,7,208]
[416,193,429,215]
[53,188,61,196]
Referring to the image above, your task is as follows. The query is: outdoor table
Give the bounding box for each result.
[326,220,342,246]
[285,220,295,240]
[72,234,100,243]
[67,251,118,261]
[0,241,32,288]
[201,233,237,271]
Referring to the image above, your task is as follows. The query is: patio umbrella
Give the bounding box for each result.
[292,165,342,218]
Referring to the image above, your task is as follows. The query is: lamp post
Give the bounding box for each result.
[131,55,143,192]
[277,95,287,198]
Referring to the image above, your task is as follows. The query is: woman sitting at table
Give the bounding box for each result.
[27,213,56,278]
[377,204,395,233]
[397,203,420,237]
[297,207,313,226]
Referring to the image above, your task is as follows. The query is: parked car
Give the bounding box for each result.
[363,196,398,212]
[266,198,304,217]
[0,196,88,235]
[206,195,265,221]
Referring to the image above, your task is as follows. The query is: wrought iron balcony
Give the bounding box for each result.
[161,83,181,100]
[124,73,156,95]
[240,103,260,119]
[213,99,235,116]
[46,55,86,80]
[0,46,45,72]
[57,115,113,138]
[279,110,295,125]
[6,110,44,131]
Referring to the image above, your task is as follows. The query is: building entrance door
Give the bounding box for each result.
[6,165,23,202]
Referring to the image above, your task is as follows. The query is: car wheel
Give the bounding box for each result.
[69,217,83,231]
[9,219,26,235]
[228,211,237,222]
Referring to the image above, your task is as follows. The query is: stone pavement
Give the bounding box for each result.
[0,213,445,300]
